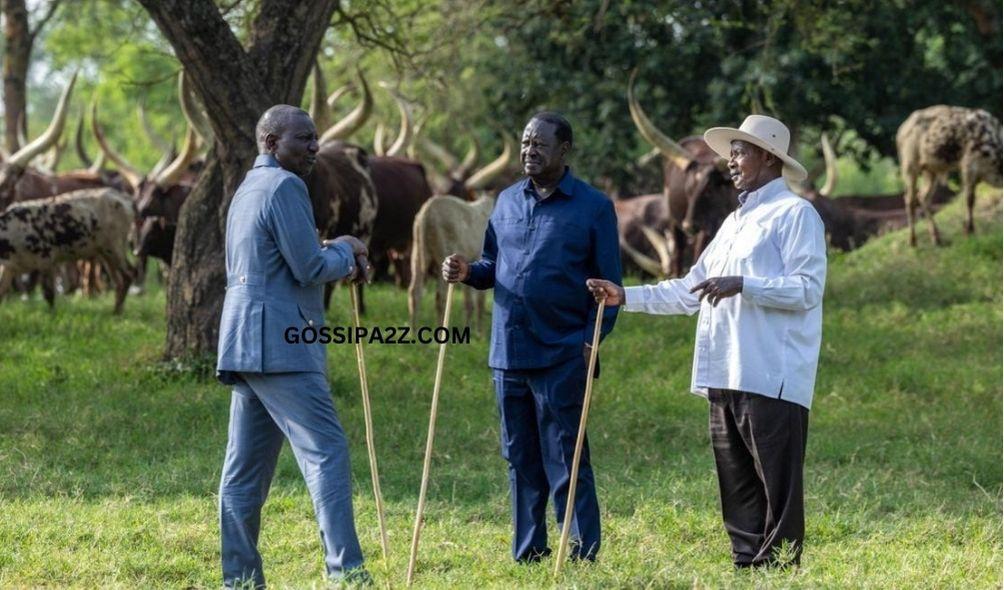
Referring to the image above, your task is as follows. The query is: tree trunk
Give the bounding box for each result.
[2,0,30,153]
[136,0,339,360]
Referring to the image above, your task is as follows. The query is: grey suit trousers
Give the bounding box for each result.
[219,371,364,588]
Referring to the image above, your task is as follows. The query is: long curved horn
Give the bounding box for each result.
[179,71,213,146]
[320,68,372,143]
[88,150,106,174]
[619,235,663,277]
[639,224,672,276]
[148,138,177,180]
[819,132,838,198]
[155,126,197,188]
[373,123,387,156]
[308,61,332,132]
[627,68,691,170]
[138,103,173,154]
[456,136,481,179]
[419,137,460,172]
[326,83,354,110]
[90,101,143,190]
[16,111,27,151]
[74,113,92,168]
[8,71,78,169]
[465,134,512,190]
[382,85,413,157]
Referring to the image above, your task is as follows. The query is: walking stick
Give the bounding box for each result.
[349,281,390,560]
[406,282,455,586]
[553,298,606,577]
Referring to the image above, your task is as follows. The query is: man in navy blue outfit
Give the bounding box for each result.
[442,112,622,563]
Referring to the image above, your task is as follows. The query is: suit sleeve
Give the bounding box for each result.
[585,199,621,342]
[265,176,355,286]
[464,217,498,290]
[740,203,827,310]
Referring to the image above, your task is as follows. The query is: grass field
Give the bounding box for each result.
[0,191,1001,589]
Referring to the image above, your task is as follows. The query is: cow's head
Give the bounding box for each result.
[135,215,176,264]
[627,70,736,241]
[92,103,200,224]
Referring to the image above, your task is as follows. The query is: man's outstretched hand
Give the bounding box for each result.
[585,279,624,306]
[690,276,743,306]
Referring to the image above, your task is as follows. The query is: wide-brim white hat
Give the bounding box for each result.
[704,115,807,182]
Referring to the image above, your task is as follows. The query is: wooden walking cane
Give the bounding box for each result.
[406,281,455,586]
[349,281,390,560]
[553,297,606,577]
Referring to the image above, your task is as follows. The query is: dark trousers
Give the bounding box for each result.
[493,354,600,562]
[708,388,809,567]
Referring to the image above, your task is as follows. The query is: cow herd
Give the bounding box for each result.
[0,67,1000,319]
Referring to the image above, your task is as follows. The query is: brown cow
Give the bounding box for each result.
[627,70,738,277]
[897,105,1002,245]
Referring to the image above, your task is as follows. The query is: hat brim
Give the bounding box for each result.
[704,126,808,183]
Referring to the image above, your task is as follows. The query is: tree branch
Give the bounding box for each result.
[28,0,61,42]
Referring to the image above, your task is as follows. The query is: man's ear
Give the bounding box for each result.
[264,133,278,153]
[560,141,571,158]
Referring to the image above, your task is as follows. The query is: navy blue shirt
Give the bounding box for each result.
[465,168,622,370]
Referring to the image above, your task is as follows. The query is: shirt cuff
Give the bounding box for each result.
[740,275,765,303]
[623,286,644,312]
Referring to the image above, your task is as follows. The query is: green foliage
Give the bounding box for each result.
[0,191,1000,587]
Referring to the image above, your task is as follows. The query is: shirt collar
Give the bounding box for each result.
[254,154,280,169]
[738,176,787,211]
[523,167,575,200]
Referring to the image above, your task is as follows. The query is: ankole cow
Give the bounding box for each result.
[0,188,135,313]
[896,105,1002,246]
[627,69,738,277]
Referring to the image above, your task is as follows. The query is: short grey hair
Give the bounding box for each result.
[256,104,312,153]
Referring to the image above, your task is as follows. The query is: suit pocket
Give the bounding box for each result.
[296,303,324,328]
[219,299,264,370]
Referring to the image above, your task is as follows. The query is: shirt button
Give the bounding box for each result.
[308,320,314,327]
[239,275,246,284]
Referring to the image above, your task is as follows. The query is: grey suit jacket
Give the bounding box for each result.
[216,154,354,383]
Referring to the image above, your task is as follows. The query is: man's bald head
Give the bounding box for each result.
[256,105,312,153]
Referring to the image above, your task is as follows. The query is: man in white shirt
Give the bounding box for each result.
[586,115,826,568]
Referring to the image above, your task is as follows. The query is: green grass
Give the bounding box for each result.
[1,190,1001,589]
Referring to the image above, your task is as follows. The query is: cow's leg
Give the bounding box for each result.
[323,282,334,311]
[0,266,13,301]
[41,272,56,309]
[901,166,919,247]
[918,172,943,246]
[693,230,710,261]
[100,250,133,315]
[463,285,474,329]
[408,271,423,330]
[130,255,148,295]
[475,290,485,333]
[670,228,685,277]
[434,280,445,322]
[961,165,976,235]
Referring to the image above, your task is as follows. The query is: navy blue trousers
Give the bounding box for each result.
[493,354,600,562]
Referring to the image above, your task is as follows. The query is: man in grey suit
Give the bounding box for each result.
[216,104,370,588]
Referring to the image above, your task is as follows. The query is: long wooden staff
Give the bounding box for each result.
[553,298,606,576]
[349,282,390,560]
[406,282,455,586]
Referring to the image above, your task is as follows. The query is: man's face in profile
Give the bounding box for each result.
[268,113,320,177]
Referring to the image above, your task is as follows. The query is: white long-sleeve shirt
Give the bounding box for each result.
[623,177,827,409]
